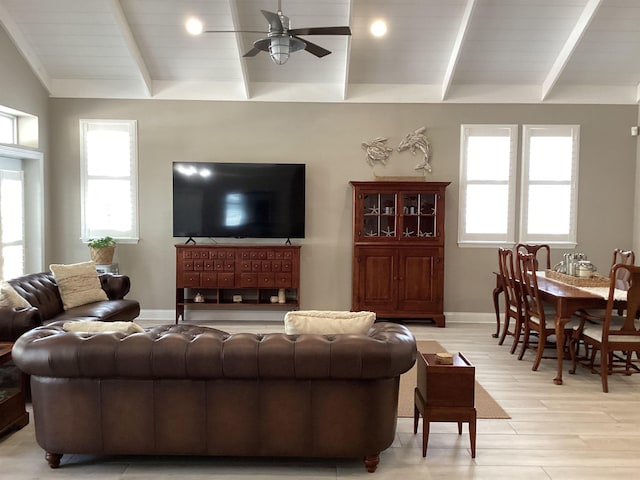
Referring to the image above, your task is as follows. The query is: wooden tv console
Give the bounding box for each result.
[175,244,300,323]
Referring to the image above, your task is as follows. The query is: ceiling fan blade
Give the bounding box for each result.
[261,9,284,32]
[243,46,262,57]
[289,26,351,36]
[293,37,331,58]
[204,29,267,34]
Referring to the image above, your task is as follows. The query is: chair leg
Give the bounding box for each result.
[589,345,597,372]
[569,332,579,374]
[518,324,530,360]
[601,348,609,393]
[532,329,545,371]
[510,316,523,354]
[498,314,510,346]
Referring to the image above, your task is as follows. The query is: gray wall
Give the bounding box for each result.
[48,100,637,316]
[0,25,49,123]
[0,25,49,271]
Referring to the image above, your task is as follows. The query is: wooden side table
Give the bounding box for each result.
[0,342,29,436]
[413,352,476,458]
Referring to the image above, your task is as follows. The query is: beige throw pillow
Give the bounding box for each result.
[63,321,144,334]
[0,280,31,308]
[50,261,108,310]
[284,310,376,335]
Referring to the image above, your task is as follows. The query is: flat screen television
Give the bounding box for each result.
[172,162,305,239]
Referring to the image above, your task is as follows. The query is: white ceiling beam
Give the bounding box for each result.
[341,0,354,101]
[541,0,602,101]
[441,0,477,101]
[636,83,640,104]
[0,2,51,94]
[227,0,250,99]
[107,0,152,98]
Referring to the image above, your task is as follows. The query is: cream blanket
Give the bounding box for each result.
[63,321,145,334]
[284,310,376,335]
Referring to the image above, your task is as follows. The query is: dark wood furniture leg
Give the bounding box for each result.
[492,277,503,338]
[414,387,477,458]
[554,315,572,385]
[45,452,62,468]
[363,454,380,473]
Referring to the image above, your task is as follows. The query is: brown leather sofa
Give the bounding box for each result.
[0,272,140,342]
[13,321,416,472]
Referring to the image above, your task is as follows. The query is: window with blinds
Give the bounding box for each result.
[458,124,579,247]
[80,119,138,242]
[458,125,518,245]
[0,168,24,279]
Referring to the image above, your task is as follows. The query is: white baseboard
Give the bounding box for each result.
[139,309,496,324]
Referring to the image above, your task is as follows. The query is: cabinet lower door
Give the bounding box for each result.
[353,247,397,312]
[397,247,443,313]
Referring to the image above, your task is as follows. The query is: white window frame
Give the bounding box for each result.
[80,119,139,243]
[519,125,579,247]
[0,112,17,144]
[458,124,518,246]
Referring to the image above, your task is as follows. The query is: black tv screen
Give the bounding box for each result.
[172,162,305,239]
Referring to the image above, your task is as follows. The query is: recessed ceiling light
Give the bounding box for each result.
[370,19,387,37]
[185,17,204,36]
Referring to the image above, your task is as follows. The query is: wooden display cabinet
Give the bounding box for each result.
[413,352,476,458]
[350,181,450,326]
[175,245,300,323]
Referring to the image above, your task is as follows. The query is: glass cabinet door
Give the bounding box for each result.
[399,192,437,239]
[361,192,397,238]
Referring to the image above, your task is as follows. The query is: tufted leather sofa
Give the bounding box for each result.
[0,272,140,341]
[13,321,416,472]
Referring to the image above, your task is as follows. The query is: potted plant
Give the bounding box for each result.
[88,236,116,265]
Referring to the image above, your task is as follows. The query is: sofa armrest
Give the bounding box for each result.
[99,273,131,300]
[0,306,42,342]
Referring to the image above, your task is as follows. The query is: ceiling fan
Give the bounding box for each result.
[202,0,352,65]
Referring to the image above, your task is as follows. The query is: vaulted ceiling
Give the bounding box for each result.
[1,0,640,104]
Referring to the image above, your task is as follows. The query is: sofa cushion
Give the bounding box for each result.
[50,261,108,310]
[63,320,144,334]
[54,299,141,322]
[284,310,376,335]
[0,281,31,308]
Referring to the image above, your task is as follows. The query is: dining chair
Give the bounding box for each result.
[516,243,551,271]
[517,251,580,371]
[611,249,634,290]
[570,263,640,392]
[497,248,525,353]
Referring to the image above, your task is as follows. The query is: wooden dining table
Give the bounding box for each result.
[492,272,624,385]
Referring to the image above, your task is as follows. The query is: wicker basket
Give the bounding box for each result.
[545,269,610,287]
[89,246,115,265]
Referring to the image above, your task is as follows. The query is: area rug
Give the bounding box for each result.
[398,340,510,419]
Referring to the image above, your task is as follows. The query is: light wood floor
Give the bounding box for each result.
[1,320,639,479]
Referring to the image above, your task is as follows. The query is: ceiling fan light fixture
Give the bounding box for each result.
[269,36,291,65]
[266,36,304,65]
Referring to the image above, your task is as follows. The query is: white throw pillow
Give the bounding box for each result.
[63,321,145,334]
[0,280,31,308]
[284,310,376,335]
[50,261,108,310]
